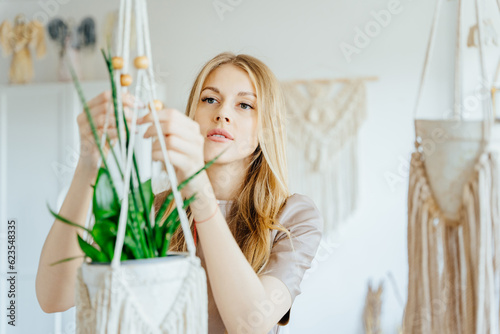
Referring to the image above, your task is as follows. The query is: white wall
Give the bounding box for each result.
[2,0,499,333]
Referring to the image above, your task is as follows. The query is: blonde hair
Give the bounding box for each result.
[154,51,293,274]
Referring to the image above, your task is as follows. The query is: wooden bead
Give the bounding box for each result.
[134,56,149,69]
[120,74,132,86]
[112,57,124,70]
[149,99,163,111]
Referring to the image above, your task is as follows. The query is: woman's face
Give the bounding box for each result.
[194,64,259,165]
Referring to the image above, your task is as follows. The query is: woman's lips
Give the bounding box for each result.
[208,135,233,143]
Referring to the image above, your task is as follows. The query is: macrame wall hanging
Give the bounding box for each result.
[403,0,500,333]
[281,76,376,236]
[74,0,208,332]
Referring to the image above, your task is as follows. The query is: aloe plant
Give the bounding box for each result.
[47,48,225,265]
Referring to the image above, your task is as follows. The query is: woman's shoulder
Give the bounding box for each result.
[277,193,324,234]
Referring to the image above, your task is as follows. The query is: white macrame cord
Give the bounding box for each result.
[74,0,208,333]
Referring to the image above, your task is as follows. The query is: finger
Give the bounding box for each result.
[78,103,112,128]
[137,108,188,125]
[87,90,137,109]
[80,114,133,139]
[152,134,200,158]
[152,148,189,169]
[142,119,183,139]
[80,115,115,135]
[83,96,135,123]
[99,128,118,139]
[142,118,200,142]
[80,106,133,130]
[87,127,117,142]
[87,90,112,109]
[122,92,146,108]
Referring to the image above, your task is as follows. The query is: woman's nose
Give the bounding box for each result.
[214,112,231,123]
[215,115,229,123]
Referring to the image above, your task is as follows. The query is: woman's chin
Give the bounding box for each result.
[205,146,231,163]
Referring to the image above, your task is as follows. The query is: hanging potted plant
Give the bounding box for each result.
[46,46,222,332]
[45,1,222,331]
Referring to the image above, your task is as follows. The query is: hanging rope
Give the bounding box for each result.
[75,0,207,332]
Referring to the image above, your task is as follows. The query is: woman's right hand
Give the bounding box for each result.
[76,90,137,175]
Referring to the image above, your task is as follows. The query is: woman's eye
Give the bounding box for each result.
[202,97,217,104]
[240,103,253,110]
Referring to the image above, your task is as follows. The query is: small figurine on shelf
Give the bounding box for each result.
[47,17,96,81]
[0,14,47,84]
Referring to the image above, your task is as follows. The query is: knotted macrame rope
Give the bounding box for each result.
[281,79,367,236]
[75,256,208,334]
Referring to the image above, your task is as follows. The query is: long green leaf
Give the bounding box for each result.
[50,255,85,266]
[91,220,118,259]
[105,133,123,178]
[101,48,122,147]
[102,48,154,250]
[159,193,197,256]
[93,167,120,221]
[77,234,108,262]
[47,202,92,234]
[67,56,119,202]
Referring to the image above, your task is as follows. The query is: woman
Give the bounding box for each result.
[36,52,323,334]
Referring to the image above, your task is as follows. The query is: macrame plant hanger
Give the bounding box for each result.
[74,0,208,332]
[404,0,500,333]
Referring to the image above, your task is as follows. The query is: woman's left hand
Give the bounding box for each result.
[137,107,205,188]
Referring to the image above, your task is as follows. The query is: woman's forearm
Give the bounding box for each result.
[35,161,97,313]
[185,171,288,333]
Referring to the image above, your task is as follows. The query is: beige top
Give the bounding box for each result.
[197,193,323,334]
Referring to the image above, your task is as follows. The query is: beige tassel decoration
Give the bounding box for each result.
[403,0,500,332]
[363,281,383,334]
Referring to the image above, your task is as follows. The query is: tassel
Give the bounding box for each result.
[403,149,500,334]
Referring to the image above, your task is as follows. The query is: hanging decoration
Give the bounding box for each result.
[281,76,375,236]
[0,14,46,84]
[403,0,500,332]
[47,17,96,81]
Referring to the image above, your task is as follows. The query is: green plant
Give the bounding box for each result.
[47,48,224,265]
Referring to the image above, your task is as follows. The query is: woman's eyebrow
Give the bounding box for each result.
[237,91,256,98]
[201,86,256,98]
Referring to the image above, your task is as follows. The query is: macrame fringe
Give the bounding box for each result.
[282,79,366,236]
[75,256,208,334]
[403,149,500,334]
[160,258,208,334]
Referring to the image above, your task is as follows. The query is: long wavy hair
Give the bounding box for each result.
[154,52,293,274]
